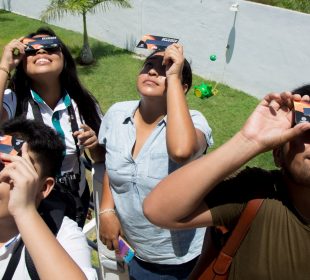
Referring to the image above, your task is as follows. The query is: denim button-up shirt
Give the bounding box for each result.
[99,101,213,264]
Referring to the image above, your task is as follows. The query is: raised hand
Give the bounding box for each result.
[0,143,40,217]
[73,124,98,150]
[0,38,26,72]
[163,43,184,80]
[240,92,310,153]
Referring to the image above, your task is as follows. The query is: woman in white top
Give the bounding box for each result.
[0,27,104,226]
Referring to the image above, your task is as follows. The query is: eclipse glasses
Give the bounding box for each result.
[22,36,61,55]
[0,135,24,171]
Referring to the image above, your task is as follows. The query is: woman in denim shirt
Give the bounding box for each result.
[98,43,213,280]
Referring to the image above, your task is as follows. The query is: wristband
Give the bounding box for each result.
[99,208,116,216]
[0,66,11,80]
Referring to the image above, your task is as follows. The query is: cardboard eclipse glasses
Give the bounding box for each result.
[22,36,61,55]
[0,135,24,171]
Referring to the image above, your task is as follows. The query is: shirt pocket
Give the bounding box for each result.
[147,153,170,179]
[105,144,126,172]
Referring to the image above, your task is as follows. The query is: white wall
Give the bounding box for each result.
[1,0,310,99]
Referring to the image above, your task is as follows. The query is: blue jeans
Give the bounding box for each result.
[128,256,198,280]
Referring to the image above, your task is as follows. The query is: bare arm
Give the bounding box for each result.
[144,92,310,229]
[0,38,25,122]
[164,44,207,163]
[1,144,87,280]
[15,211,87,280]
[99,171,122,251]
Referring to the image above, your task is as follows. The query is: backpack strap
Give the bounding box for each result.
[28,98,44,123]
[2,196,66,280]
[197,198,264,279]
[28,96,84,177]
[25,249,40,280]
[2,239,24,280]
[24,196,66,280]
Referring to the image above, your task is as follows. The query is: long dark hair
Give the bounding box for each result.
[8,27,102,134]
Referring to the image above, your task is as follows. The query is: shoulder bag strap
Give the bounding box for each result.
[29,97,83,177]
[25,249,40,280]
[28,98,44,123]
[2,239,24,280]
[211,198,264,275]
[68,103,93,173]
[67,104,82,176]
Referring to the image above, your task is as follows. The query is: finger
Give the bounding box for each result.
[77,131,96,144]
[19,143,37,174]
[80,124,91,131]
[8,39,26,55]
[20,143,30,161]
[162,48,178,65]
[300,94,310,102]
[73,131,82,137]
[112,237,120,253]
[268,100,281,113]
[106,240,114,251]
[100,237,106,245]
[279,92,294,109]
[282,122,310,143]
[80,137,98,148]
[264,93,283,110]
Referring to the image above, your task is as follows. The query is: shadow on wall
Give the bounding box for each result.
[125,34,138,52]
[1,0,11,11]
[226,11,238,64]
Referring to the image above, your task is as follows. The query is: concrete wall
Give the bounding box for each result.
[1,0,310,99]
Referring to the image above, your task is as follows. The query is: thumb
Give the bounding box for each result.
[282,123,310,143]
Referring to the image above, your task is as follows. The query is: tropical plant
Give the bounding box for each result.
[41,0,131,65]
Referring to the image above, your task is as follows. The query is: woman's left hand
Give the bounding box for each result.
[73,124,98,150]
[163,43,184,80]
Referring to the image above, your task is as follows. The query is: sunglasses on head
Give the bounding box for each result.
[22,36,61,55]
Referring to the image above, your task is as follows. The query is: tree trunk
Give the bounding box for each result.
[79,11,94,65]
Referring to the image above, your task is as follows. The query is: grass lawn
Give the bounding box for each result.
[0,10,275,170]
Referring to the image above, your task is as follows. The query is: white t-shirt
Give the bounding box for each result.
[3,89,87,195]
[0,216,97,280]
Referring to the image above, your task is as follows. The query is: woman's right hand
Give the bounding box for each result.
[99,212,122,252]
[240,92,310,153]
[0,38,25,71]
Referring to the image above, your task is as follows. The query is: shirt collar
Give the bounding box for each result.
[31,89,72,109]
[123,101,167,126]
[0,234,20,256]
[123,101,139,124]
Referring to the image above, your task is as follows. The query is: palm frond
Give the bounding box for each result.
[86,0,132,14]
[41,0,85,22]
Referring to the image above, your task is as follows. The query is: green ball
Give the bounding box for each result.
[210,54,217,61]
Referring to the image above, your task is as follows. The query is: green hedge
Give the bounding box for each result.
[247,0,310,14]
